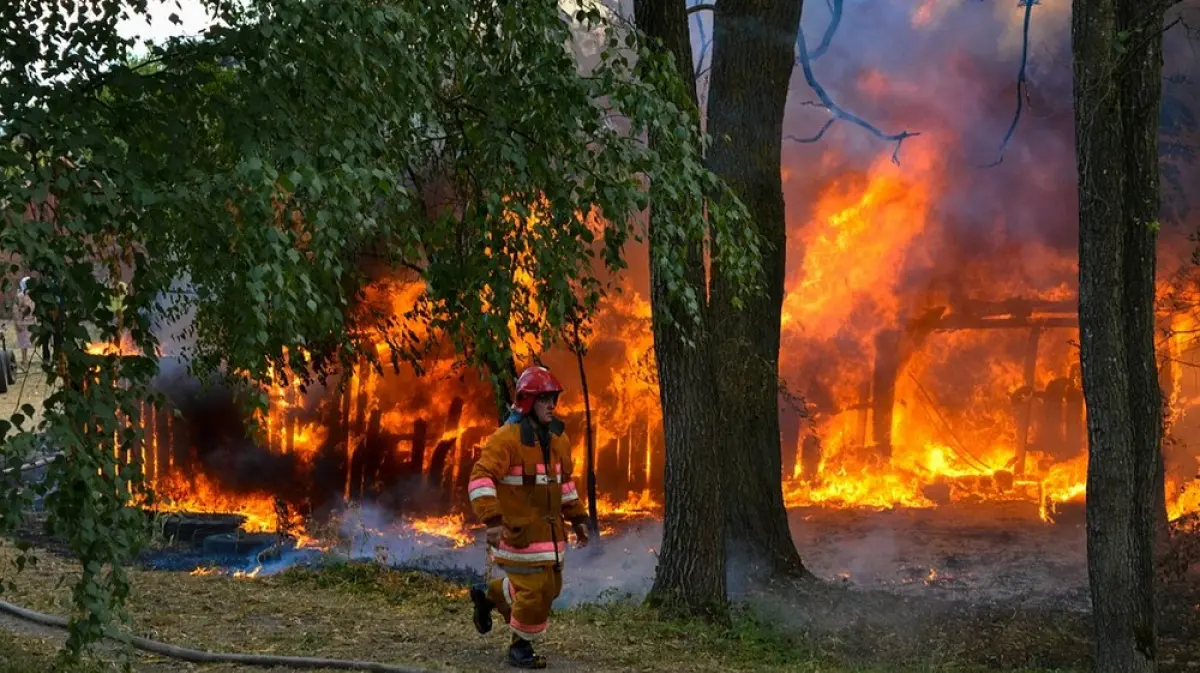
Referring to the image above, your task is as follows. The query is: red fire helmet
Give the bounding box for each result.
[513,366,563,414]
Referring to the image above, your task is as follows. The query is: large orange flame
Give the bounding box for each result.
[94,0,1199,540]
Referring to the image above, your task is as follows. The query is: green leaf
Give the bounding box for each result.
[0,0,761,658]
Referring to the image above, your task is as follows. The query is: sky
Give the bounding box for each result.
[115,1,218,48]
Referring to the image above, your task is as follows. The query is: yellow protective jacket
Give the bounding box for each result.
[468,416,588,568]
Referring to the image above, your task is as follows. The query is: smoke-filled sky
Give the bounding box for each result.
[675,0,1200,336]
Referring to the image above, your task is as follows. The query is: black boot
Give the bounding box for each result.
[469,583,494,634]
[506,637,547,669]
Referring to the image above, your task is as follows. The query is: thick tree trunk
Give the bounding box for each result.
[705,0,808,578]
[635,0,728,620]
[1072,1,1166,670]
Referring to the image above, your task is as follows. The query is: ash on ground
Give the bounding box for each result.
[289,501,1094,612]
[786,501,1090,611]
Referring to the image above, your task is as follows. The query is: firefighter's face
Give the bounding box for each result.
[532,393,556,424]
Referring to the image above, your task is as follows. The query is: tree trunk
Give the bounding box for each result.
[574,338,600,534]
[705,0,808,578]
[1072,1,1167,670]
[635,0,728,620]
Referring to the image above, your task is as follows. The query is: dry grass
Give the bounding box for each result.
[0,541,850,673]
[0,539,1100,673]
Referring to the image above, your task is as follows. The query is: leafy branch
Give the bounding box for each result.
[0,0,759,663]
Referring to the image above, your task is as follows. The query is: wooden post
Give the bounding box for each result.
[409,419,428,475]
[856,380,871,448]
[1042,377,1069,461]
[616,430,632,502]
[456,426,488,508]
[1065,378,1085,458]
[285,386,298,456]
[354,360,370,434]
[429,397,464,508]
[159,403,174,479]
[648,420,665,500]
[871,329,902,460]
[778,394,802,480]
[360,408,383,497]
[1013,326,1042,477]
[598,436,618,503]
[627,417,649,493]
[801,434,822,483]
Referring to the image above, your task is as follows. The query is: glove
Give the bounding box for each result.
[572,522,590,548]
[486,525,503,548]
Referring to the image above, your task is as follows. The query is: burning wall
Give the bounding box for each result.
[764,0,1200,519]
[127,0,1200,531]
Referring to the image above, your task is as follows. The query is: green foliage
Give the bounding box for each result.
[0,0,759,661]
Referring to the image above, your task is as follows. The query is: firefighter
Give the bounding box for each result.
[467,365,590,669]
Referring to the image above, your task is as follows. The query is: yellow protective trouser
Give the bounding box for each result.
[487,565,563,641]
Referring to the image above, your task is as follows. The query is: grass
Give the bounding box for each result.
[0,540,1100,673]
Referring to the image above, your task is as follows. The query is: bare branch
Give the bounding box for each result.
[785,117,836,143]
[789,31,918,164]
[686,3,715,15]
[983,0,1036,168]
[692,3,712,80]
[809,0,842,61]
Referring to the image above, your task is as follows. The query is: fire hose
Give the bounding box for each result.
[0,598,438,673]
[2,454,59,474]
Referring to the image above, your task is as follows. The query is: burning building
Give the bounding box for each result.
[112,0,1200,539]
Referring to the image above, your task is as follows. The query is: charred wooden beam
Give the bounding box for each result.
[173,409,191,476]
[953,297,1077,318]
[1042,377,1070,460]
[779,395,802,479]
[455,426,488,508]
[1065,379,1085,457]
[358,408,384,497]
[598,437,618,501]
[855,379,871,448]
[628,418,649,493]
[353,360,370,435]
[616,431,632,502]
[158,403,174,480]
[1013,326,1041,477]
[800,434,822,483]
[428,438,453,503]
[871,329,902,460]
[429,397,464,508]
[335,372,352,453]
[648,421,665,496]
[932,316,1078,331]
[285,386,298,456]
[453,427,487,506]
[408,419,428,475]
[443,398,466,498]
[139,401,152,481]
